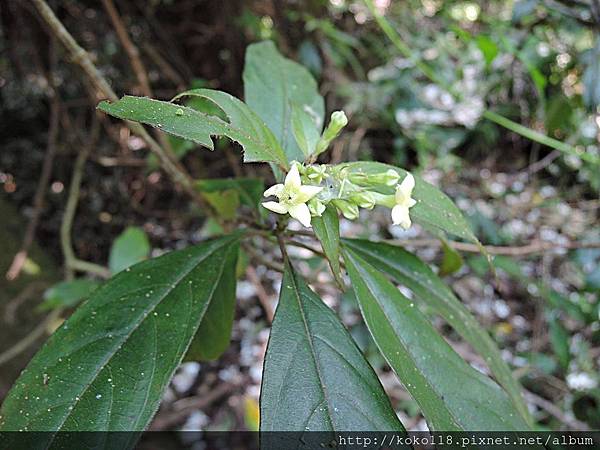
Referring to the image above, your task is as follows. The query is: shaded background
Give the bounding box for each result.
[1,0,599,433]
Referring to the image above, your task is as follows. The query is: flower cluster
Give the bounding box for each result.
[262,162,417,229]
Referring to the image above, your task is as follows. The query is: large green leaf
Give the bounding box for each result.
[338,162,479,245]
[243,41,325,163]
[260,262,405,433]
[184,248,237,361]
[291,103,321,157]
[343,247,530,431]
[342,239,532,426]
[312,205,343,288]
[109,226,151,274]
[0,235,240,439]
[98,94,288,168]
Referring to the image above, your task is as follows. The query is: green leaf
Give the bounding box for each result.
[243,41,325,163]
[339,162,479,245]
[342,239,532,426]
[195,178,265,211]
[343,246,530,431]
[171,88,287,167]
[184,245,238,361]
[201,190,240,220]
[312,205,344,288]
[476,35,499,67]
[260,262,405,433]
[0,235,240,435]
[291,103,321,157]
[547,312,570,371]
[439,239,463,276]
[39,279,100,311]
[108,226,151,274]
[98,94,288,168]
[195,177,265,221]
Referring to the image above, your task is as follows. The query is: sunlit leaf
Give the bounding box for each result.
[243,41,324,163]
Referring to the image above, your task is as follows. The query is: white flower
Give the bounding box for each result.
[262,164,323,227]
[391,173,417,229]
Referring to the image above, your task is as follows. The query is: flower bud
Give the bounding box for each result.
[350,191,376,209]
[371,192,396,208]
[308,198,326,217]
[314,111,348,156]
[348,169,400,187]
[333,199,359,220]
[306,164,328,184]
[330,111,349,128]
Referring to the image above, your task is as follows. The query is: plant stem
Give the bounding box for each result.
[60,119,98,279]
[5,81,60,281]
[59,118,110,280]
[29,0,214,212]
[100,0,174,154]
[388,237,600,256]
[101,0,152,96]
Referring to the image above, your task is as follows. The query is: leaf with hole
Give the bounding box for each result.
[98,93,288,168]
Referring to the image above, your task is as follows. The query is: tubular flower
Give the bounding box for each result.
[262,164,323,227]
[391,173,417,229]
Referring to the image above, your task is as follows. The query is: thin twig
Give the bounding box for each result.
[4,281,48,324]
[69,259,111,279]
[101,0,174,154]
[142,43,186,89]
[60,118,99,279]
[284,238,328,259]
[246,266,274,324]
[6,40,59,281]
[525,149,561,176]
[29,0,213,214]
[0,309,62,367]
[150,382,238,430]
[389,238,600,256]
[242,242,284,273]
[523,390,590,430]
[101,0,151,95]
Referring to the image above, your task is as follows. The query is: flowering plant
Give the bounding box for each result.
[0,41,532,438]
